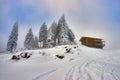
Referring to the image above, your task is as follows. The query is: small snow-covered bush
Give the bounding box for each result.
[65,48,71,53]
[11,52,32,60]
[20,52,32,59]
[56,55,64,59]
[11,55,20,60]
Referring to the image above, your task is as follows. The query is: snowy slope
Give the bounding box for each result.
[0,45,120,80]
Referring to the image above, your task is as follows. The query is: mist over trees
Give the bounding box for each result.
[28,14,75,49]
[6,21,18,52]
[47,21,57,48]
[24,28,34,50]
[46,14,75,48]
[57,14,74,45]
[6,15,75,51]
[39,22,48,48]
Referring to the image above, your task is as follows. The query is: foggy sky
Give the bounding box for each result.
[0,0,120,51]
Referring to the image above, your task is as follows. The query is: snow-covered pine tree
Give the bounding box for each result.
[68,29,75,42]
[56,19,61,45]
[24,28,34,50]
[39,22,48,48]
[57,14,70,45]
[6,21,18,52]
[34,36,39,49]
[68,29,75,44]
[47,21,57,48]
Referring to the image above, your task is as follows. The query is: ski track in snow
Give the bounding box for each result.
[65,65,76,80]
[76,60,94,80]
[64,59,119,80]
[32,69,57,80]
[64,56,92,80]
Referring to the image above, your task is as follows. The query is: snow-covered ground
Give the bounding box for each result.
[0,45,120,80]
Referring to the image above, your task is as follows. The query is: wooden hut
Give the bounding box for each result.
[80,37,105,48]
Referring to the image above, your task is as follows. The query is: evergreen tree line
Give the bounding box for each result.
[6,15,75,52]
